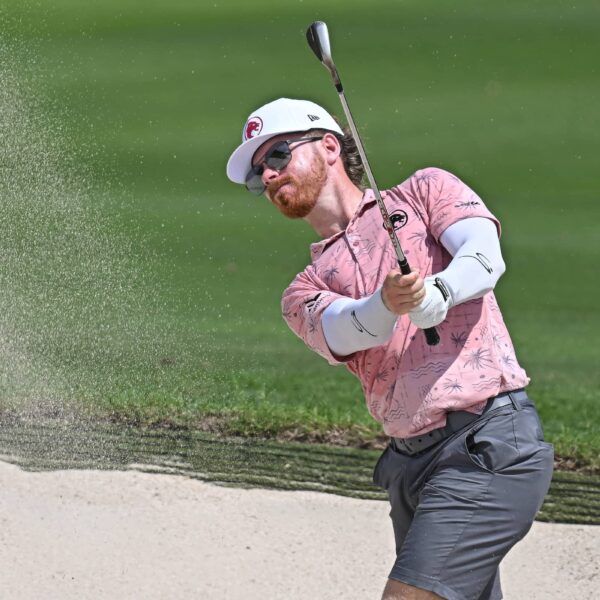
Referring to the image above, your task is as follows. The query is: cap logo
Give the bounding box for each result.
[307,114,320,122]
[244,116,263,140]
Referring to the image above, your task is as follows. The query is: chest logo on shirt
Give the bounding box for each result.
[385,210,408,231]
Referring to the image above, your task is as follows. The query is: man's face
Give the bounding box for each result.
[251,133,328,219]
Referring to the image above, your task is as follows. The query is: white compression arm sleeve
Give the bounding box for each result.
[437,217,505,306]
[322,289,398,357]
[322,217,505,356]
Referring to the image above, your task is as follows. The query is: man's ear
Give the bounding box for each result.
[322,132,341,166]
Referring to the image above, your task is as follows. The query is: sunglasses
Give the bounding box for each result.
[245,136,324,195]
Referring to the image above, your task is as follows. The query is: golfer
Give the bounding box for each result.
[226,98,554,600]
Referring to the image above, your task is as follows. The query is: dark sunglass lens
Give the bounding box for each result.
[245,141,294,195]
[246,173,265,195]
[265,143,291,171]
[245,163,265,193]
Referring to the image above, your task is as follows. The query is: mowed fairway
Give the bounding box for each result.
[1,1,599,465]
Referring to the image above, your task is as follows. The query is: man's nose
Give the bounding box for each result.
[261,165,280,188]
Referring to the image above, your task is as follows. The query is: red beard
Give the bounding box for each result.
[267,153,327,219]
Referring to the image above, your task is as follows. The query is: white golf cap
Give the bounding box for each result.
[226,97,343,184]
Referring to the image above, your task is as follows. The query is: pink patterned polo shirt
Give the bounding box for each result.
[281,167,529,438]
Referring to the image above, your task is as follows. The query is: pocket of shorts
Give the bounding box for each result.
[519,402,547,442]
[372,445,407,490]
[513,404,555,458]
[372,445,391,488]
[463,410,521,473]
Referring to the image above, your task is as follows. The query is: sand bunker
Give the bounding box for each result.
[0,460,598,599]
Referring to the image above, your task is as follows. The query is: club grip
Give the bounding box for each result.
[424,326,440,346]
[397,259,440,346]
[398,258,411,275]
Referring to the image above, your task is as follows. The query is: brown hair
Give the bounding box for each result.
[310,121,366,189]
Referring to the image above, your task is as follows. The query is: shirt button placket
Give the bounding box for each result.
[345,226,366,297]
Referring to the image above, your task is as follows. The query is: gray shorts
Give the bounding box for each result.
[373,392,554,600]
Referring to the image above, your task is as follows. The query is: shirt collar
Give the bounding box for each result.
[309,188,378,260]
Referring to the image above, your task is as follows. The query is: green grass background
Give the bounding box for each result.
[1,1,598,465]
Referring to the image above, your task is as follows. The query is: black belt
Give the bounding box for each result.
[392,389,528,456]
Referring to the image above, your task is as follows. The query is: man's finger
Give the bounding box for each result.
[393,270,420,286]
[391,280,423,295]
[390,298,424,312]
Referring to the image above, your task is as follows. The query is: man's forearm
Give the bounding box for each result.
[322,289,397,357]
[436,217,505,306]
[409,217,505,329]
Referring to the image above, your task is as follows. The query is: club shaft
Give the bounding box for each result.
[338,89,440,344]
[337,91,410,273]
[307,21,440,346]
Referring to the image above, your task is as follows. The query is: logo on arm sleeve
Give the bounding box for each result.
[460,252,493,274]
[350,310,376,337]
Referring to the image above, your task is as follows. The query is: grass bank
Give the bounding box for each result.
[0,1,598,469]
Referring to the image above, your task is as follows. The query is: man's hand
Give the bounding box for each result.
[381,270,452,328]
[409,276,452,329]
[381,270,426,315]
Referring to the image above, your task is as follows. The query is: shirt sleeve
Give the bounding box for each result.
[408,167,501,243]
[281,265,356,366]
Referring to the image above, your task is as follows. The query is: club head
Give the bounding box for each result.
[306,21,336,75]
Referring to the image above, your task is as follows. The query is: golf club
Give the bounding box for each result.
[306,21,440,346]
